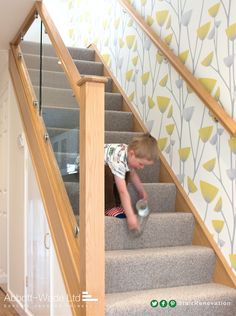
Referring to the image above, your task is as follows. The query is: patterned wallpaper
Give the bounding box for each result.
[45,0,236,274]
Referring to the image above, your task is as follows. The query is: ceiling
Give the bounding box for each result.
[0,0,40,50]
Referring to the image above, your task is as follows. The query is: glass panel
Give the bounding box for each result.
[20,17,80,224]
[20,16,41,104]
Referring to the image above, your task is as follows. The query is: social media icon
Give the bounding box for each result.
[150,299,158,308]
[169,300,177,308]
[160,300,168,307]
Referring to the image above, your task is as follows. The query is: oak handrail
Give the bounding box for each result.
[119,0,236,136]
[10,2,105,315]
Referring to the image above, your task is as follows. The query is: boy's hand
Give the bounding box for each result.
[139,190,148,201]
[127,213,140,230]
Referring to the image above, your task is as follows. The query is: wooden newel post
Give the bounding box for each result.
[78,75,107,316]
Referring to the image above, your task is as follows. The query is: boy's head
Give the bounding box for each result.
[127,133,159,169]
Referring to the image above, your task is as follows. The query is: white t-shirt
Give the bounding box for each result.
[104,144,130,179]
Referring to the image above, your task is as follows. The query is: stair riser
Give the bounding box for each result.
[43,107,133,131]
[128,183,176,212]
[105,248,215,293]
[28,69,112,91]
[105,213,194,250]
[34,87,123,111]
[64,182,176,215]
[48,130,143,153]
[24,54,104,75]
[55,154,160,183]
[21,41,95,60]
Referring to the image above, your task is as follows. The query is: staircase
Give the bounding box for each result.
[21,41,236,316]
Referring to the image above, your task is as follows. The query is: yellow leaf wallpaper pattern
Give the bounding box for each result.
[208,3,220,18]
[197,22,211,40]
[178,50,189,64]
[157,96,170,112]
[178,147,191,162]
[156,10,169,27]
[198,78,217,94]
[225,23,236,41]
[200,181,218,203]
[52,0,236,274]
[203,158,216,172]
[187,177,198,193]
[201,52,214,67]
[212,220,224,233]
[214,197,222,212]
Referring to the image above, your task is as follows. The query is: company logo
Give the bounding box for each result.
[82,291,98,302]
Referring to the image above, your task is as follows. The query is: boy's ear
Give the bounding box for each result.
[129,149,135,157]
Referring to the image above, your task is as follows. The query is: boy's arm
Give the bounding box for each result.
[129,170,148,200]
[114,175,139,230]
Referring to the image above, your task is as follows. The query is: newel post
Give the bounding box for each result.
[78,75,107,316]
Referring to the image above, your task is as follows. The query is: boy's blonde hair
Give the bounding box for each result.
[128,133,159,162]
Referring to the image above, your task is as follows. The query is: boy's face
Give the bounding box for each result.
[128,150,154,170]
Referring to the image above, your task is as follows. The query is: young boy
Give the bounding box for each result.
[104,133,159,230]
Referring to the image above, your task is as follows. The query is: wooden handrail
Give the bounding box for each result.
[10,2,106,315]
[119,0,236,136]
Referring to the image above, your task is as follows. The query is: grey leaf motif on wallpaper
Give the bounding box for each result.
[223,54,235,67]
[217,128,224,136]
[175,78,183,89]
[210,133,218,145]
[144,37,152,50]
[208,27,215,40]
[165,144,171,154]
[181,10,193,27]
[118,57,124,69]
[146,120,154,133]
[140,96,146,104]
[219,239,225,247]
[214,20,221,28]
[183,106,195,122]
[226,169,236,181]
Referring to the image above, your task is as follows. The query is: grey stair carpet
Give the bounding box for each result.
[64,182,176,215]
[106,283,236,316]
[28,68,113,92]
[20,41,236,315]
[42,106,133,131]
[34,86,123,111]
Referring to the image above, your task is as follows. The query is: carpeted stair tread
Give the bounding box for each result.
[105,245,215,293]
[105,212,194,250]
[23,53,104,75]
[42,106,133,131]
[21,41,95,60]
[28,68,112,91]
[105,283,236,316]
[64,182,176,215]
[34,86,123,111]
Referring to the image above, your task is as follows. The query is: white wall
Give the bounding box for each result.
[0,50,9,289]
[8,69,25,304]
